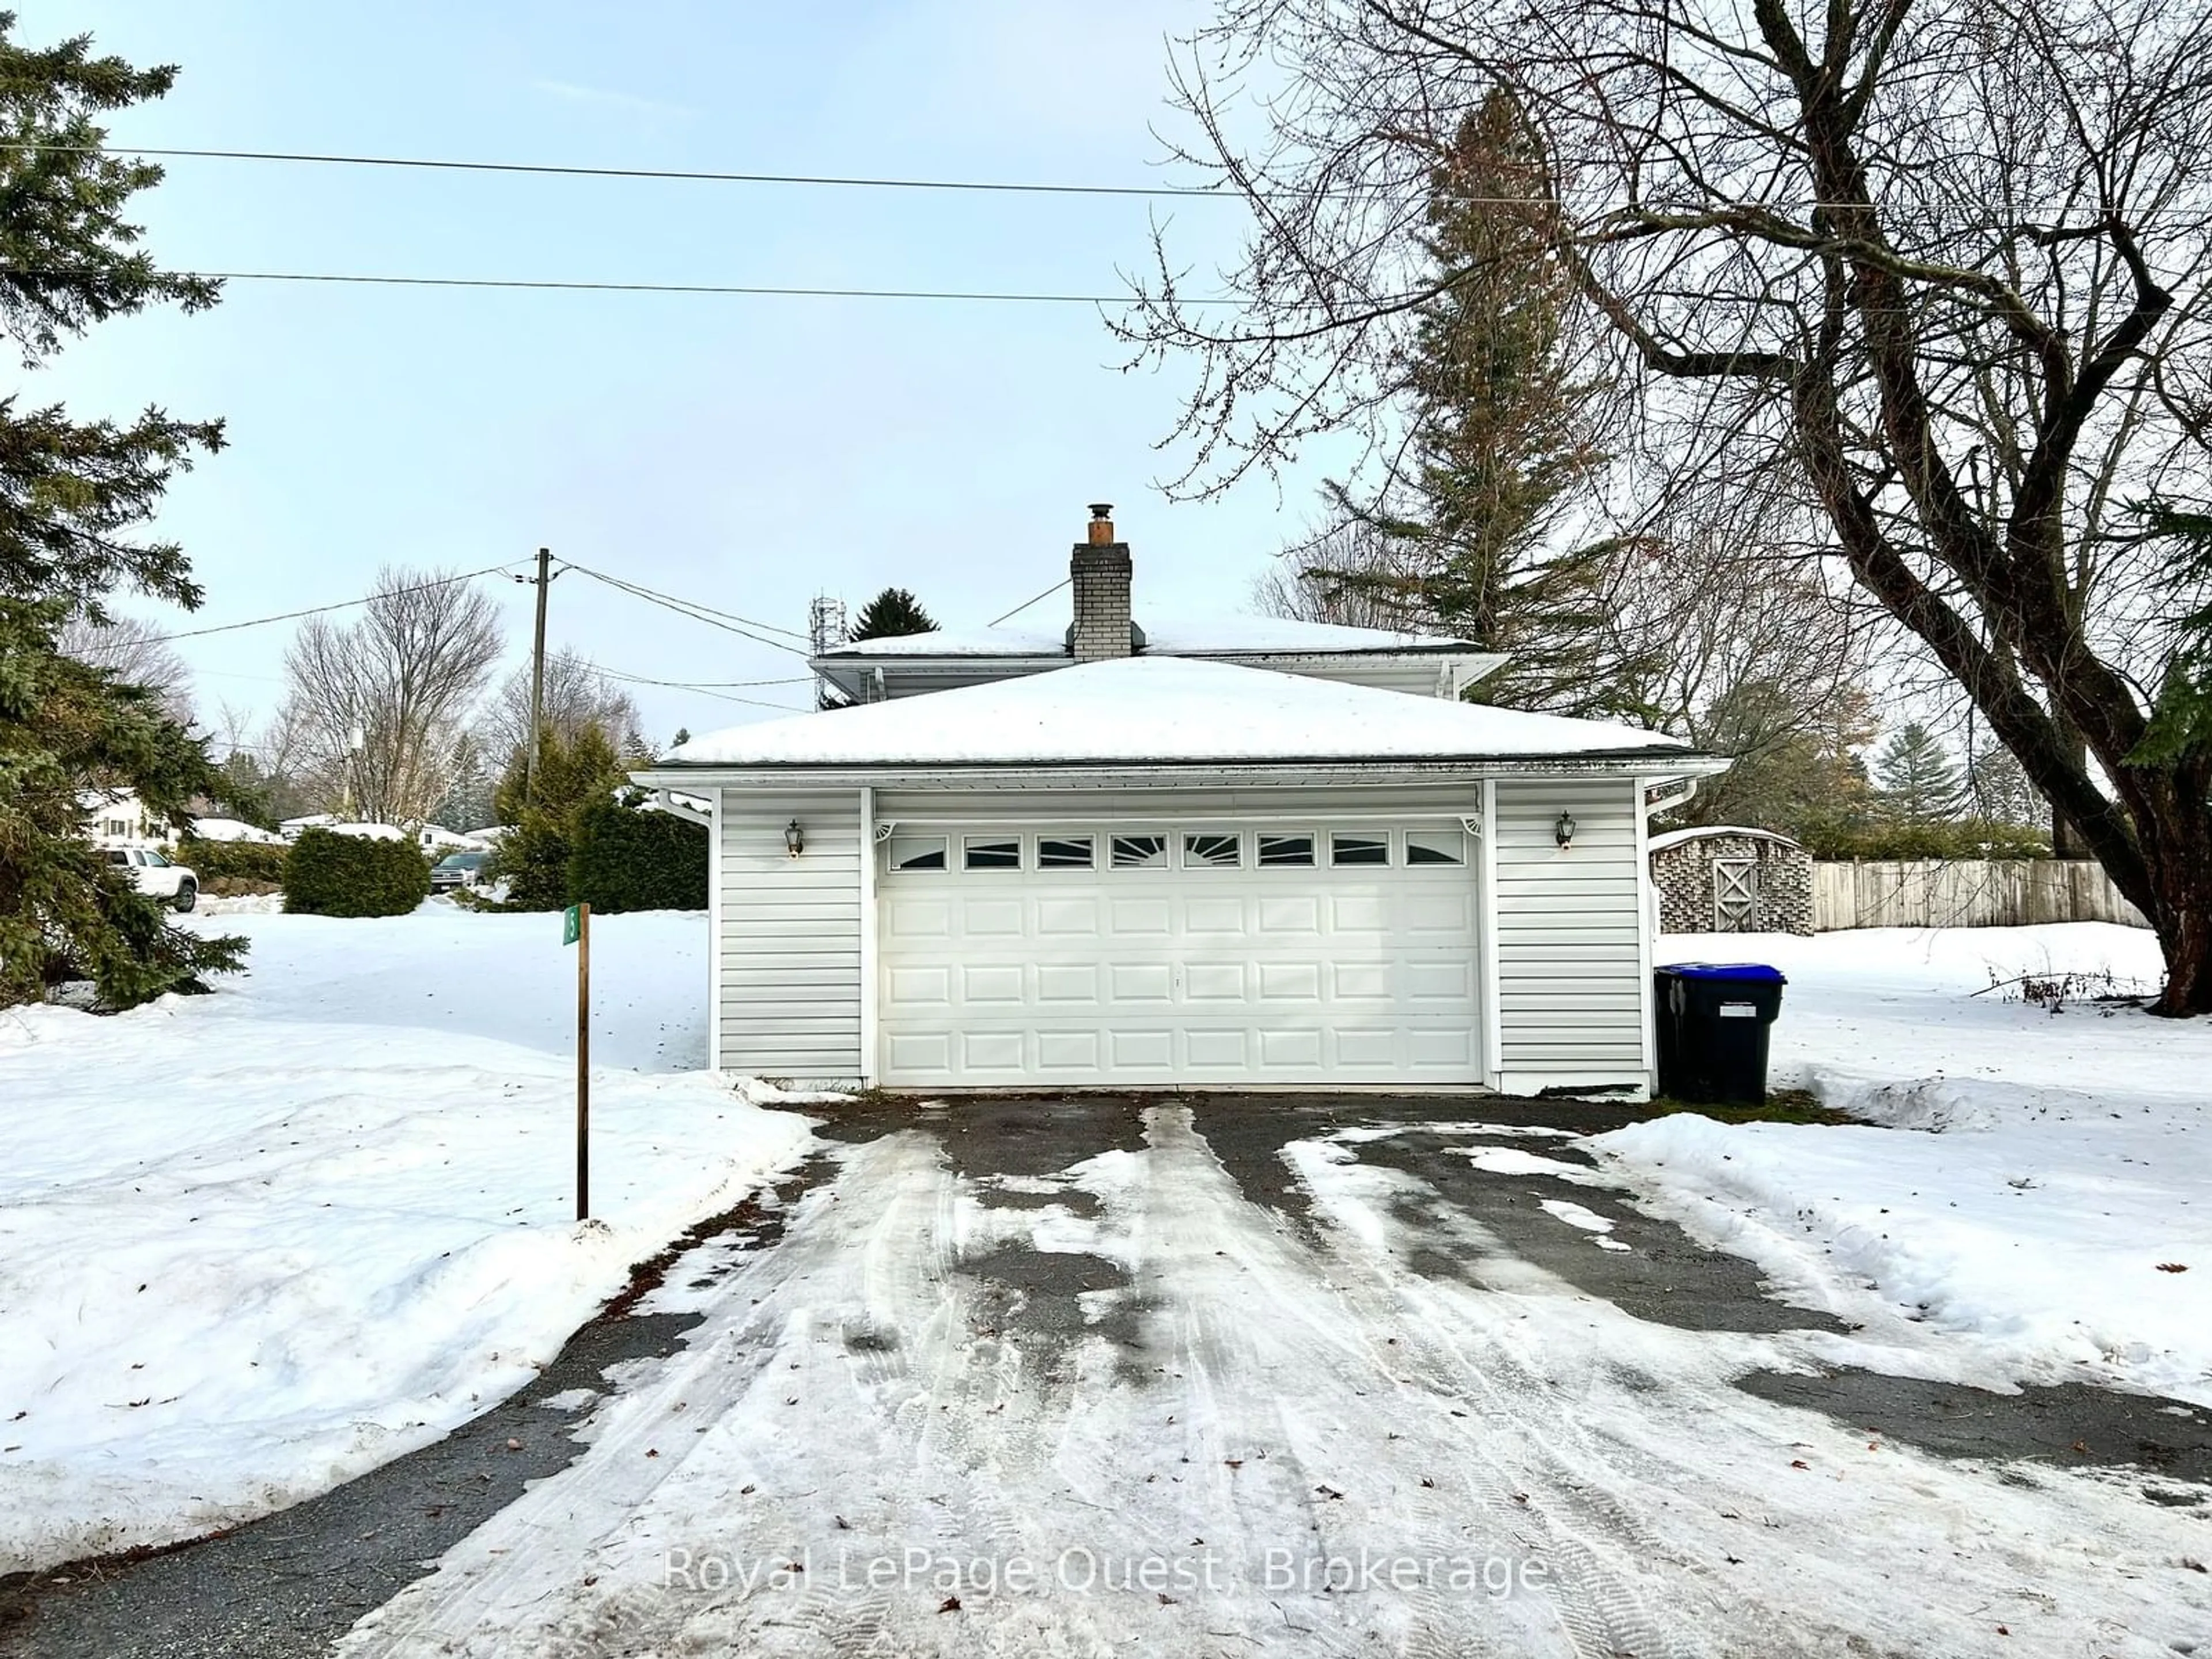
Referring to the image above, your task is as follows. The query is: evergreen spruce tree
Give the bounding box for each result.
[0,18,241,1008]
[1311,94,1659,718]
[1966,742,2046,829]
[486,724,626,910]
[1873,723,1967,827]
[2134,503,2212,768]
[431,733,497,832]
[849,588,937,642]
[1684,679,1877,841]
[820,589,938,709]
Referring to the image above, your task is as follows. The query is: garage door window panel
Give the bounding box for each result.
[1183,831,1243,869]
[963,836,1022,871]
[1111,834,1169,869]
[888,835,947,872]
[1330,832,1391,867]
[1257,832,1316,868]
[1038,835,1094,869]
[1404,828,1465,866]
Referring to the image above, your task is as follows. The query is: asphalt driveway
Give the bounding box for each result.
[7,1096,2209,1658]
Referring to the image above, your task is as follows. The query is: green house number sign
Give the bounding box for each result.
[562,904,582,946]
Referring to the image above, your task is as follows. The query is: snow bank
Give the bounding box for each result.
[0,909,813,1572]
[1597,925,2211,1404]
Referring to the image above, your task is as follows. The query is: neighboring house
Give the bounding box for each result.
[1648,827,1814,936]
[278,813,339,841]
[81,788,166,851]
[634,506,1724,1096]
[279,816,469,851]
[320,822,409,843]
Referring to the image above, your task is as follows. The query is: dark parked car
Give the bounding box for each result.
[429,850,491,892]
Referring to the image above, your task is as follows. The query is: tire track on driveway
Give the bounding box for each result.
[330,1097,2212,1658]
[1130,1105,1681,1658]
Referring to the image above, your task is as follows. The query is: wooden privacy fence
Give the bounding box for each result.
[1812,859,2149,931]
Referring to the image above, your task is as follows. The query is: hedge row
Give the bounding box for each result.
[568,797,707,913]
[282,828,431,918]
[176,836,289,886]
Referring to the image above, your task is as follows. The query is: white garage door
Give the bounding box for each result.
[876,821,1481,1087]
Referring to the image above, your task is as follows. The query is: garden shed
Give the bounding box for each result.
[1648,827,1814,936]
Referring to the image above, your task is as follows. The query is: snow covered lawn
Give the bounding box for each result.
[1598,924,2211,1404]
[0,907,812,1574]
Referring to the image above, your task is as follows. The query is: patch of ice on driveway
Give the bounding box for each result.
[1536,1198,1632,1251]
[1461,1145,1615,1185]
[1328,1121,1581,1144]
[1536,1198,1613,1232]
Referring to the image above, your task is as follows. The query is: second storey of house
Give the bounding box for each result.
[809,505,1504,705]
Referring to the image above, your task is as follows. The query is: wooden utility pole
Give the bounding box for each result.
[571,901,591,1221]
[524,547,552,805]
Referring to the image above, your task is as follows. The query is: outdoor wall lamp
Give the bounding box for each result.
[785,819,805,858]
[1554,811,1577,849]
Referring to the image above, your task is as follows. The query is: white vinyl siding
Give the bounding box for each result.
[717,789,864,1083]
[1491,778,1647,1086]
[698,779,1654,1093]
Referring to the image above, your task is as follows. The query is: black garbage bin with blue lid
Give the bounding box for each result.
[1653,963,1787,1105]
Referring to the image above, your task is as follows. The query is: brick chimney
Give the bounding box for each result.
[1068,502,1135,662]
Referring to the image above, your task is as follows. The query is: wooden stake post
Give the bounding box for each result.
[564,902,591,1219]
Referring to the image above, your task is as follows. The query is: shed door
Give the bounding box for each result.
[876,821,1481,1087]
[1713,857,1760,931]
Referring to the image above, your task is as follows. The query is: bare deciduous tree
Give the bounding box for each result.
[480,647,647,772]
[1124,0,2212,1012]
[55,612,194,723]
[281,567,504,826]
[1253,521,1434,628]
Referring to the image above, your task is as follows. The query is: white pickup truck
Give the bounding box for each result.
[105,847,199,912]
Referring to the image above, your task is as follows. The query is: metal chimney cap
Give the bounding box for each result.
[1088,502,1113,519]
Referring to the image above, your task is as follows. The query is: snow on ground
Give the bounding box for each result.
[0,908,812,1573]
[340,1105,2210,1658]
[1597,924,2212,1404]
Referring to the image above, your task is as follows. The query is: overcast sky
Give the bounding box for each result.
[27,1,1332,748]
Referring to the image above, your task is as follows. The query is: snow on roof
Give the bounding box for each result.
[665,656,1690,770]
[820,613,1479,658]
[1647,825,1803,854]
[187,817,286,845]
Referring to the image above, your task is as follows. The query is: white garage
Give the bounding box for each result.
[636,653,1720,1097]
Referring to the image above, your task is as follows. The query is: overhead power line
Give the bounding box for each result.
[0,266,1218,305]
[145,562,526,643]
[0,260,1196,305]
[609,672,813,689]
[561,562,810,641]
[20,145,2188,226]
[18,142,1250,199]
[595,665,809,713]
[560,563,813,656]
